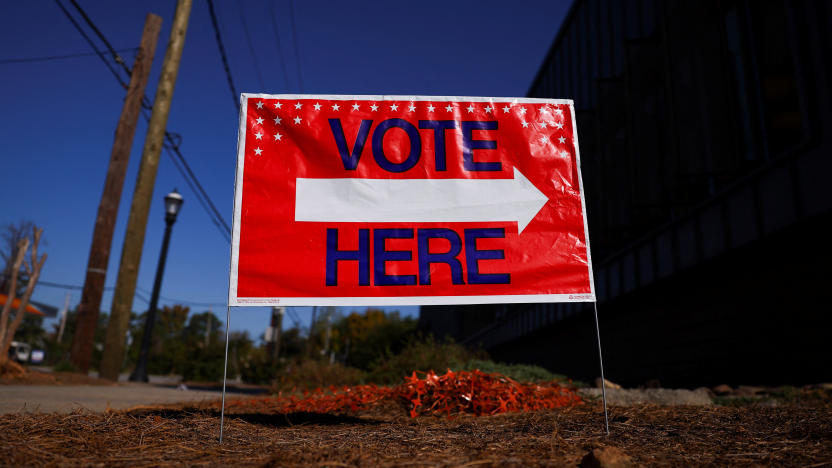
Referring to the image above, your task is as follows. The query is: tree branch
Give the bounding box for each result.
[0,226,45,368]
[4,251,47,349]
[0,238,29,350]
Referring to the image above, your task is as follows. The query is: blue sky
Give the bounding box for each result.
[0,0,568,340]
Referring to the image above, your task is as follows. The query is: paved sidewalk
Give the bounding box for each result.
[0,383,226,414]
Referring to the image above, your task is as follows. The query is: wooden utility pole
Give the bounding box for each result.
[270,306,284,361]
[69,14,162,374]
[307,306,317,357]
[204,308,212,347]
[99,0,192,381]
[57,292,71,343]
[322,306,332,357]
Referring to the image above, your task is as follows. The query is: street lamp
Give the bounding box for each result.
[129,189,184,382]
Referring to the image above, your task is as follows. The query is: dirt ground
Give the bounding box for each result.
[1,399,830,467]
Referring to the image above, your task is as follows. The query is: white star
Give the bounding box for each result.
[555,122,564,129]
[273,102,283,109]
[332,103,340,111]
[518,107,527,115]
[370,104,378,111]
[313,102,322,110]
[445,104,453,112]
[294,102,302,110]
[558,136,566,144]
[502,105,511,113]
[274,132,283,141]
[540,121,548,129]
[390,103,399,111]
[408,103,416,112]
[466,104,475,113]
[255,101,263,109]
[352,103,360,111]
[427,104,435,112]
[521,120,529,128]
[555,108,563,116]
[485,106,493,113]
[255,132,263,140]
[255,117,264,125]
[293,116,302,124]
[254,147,263,156]
[560,150,569,158]
[539,136,548,144]
[273,116,282,124]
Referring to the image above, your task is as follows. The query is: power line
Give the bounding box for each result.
[66,0,153,109]
[163,133,232,237]
[134,102,230,242]
[0,48,137,65]
[134,290,150,304]
[66,0,230,236]
[235,0,266,90]
[57,0,232,243]
[37,280,224,308]
[39,279,147,305]
[135,286,226,308]
[288,0,304,92]
[206,0,240,112]
[64,0,153,109]
[133,102,230,242]
[267,0,291,91]
[286,308,303,329]
[53,0,128,89]
[68,0,132,76]
[39,280,113,291]
[163,145,232,243]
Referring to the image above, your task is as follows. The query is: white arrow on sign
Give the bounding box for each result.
[295,168,548,233]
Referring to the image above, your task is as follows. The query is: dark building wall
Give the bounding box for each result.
[420,0,832,386]
[418,305,499,342]
[528,0,829,260]
[488,214,832,387]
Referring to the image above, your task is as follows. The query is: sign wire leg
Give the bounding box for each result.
[219,304,231,443]
[593,301,610,435]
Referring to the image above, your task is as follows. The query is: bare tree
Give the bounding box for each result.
[0,225,47,369]
[0,220,35,294]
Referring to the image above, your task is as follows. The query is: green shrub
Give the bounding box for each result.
[180,344,226,382]
[239,347,281,385]
[332,310,418,371]
[272,359,366,391]
[457,359,568,383]
[366,336,481,384]
[52,360,77,373]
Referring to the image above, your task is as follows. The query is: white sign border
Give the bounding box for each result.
[228,94,596,307]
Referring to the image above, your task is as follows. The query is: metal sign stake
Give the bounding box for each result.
[219,304,232,443]
[593,301,610,435]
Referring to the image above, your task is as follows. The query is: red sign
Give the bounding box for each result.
[229,95,595,306]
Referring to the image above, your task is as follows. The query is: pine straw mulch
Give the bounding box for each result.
[1,401,830,467]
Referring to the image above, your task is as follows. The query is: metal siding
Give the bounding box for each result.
[759,166,797,234]
[700,205,725,259]
[727,187,758,248]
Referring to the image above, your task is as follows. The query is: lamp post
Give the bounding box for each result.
[129,189,183,382]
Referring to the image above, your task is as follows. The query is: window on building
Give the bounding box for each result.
[724,6,757,162]
[748,0,806,157]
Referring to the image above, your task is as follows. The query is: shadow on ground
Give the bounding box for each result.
[129,408,381,427]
